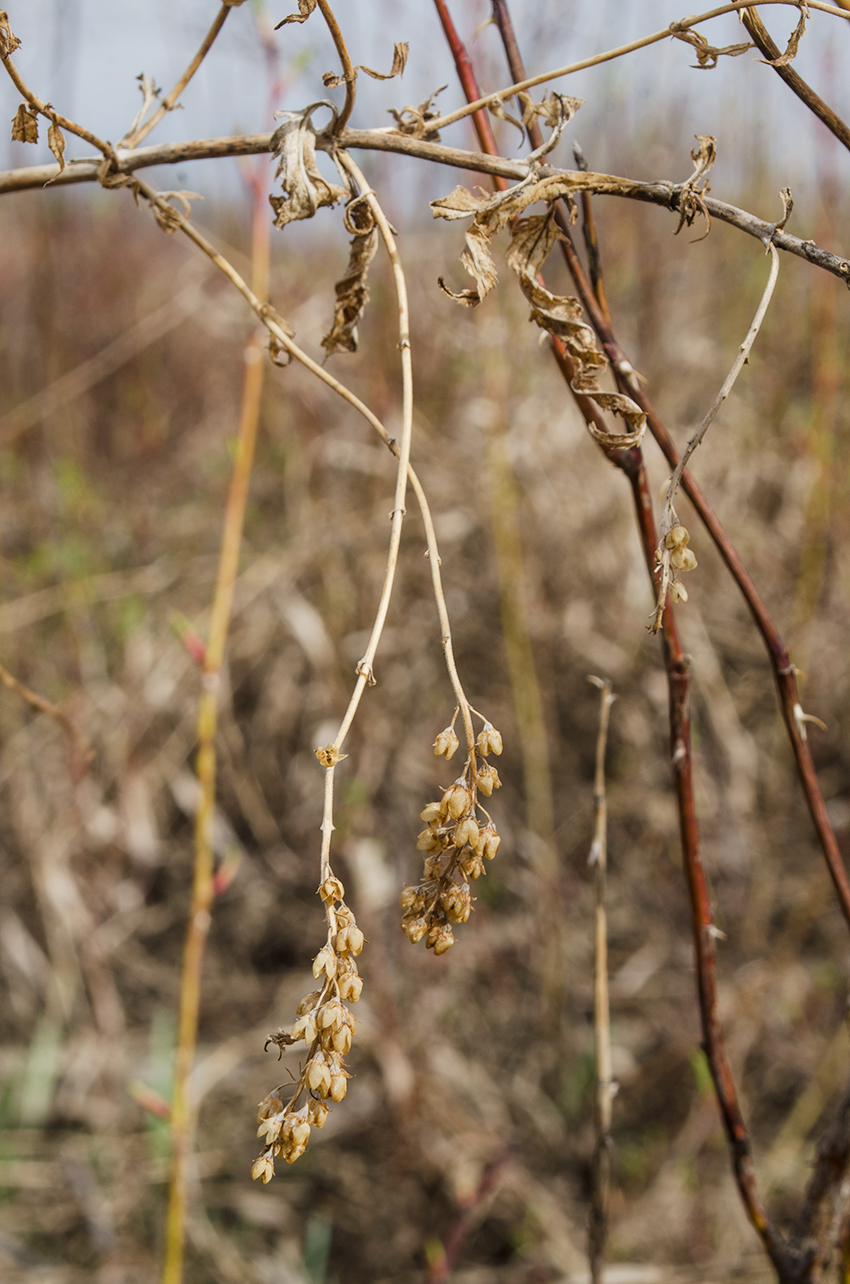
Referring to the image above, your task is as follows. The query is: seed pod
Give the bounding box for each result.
[284,1142,306,1165]
[308,1098,329,1128]
[290,1012,317,1044]
[312,946,336,980]
[296,990,322,1016]
[460,851,485,880]
[319,876,345,903]
[338,971,363,1002]
[665,524,689,549]
[671,546,697,572]
[330,1072,348,1103]
[417,828,443,853]
[420,802,442,824]
[422,854,443,880]
[318,1000,344,1031]
[454,816,479,849]
[337,924,364,956]
[670,579,688,603]
[332,1024,353,1055]
[306,1056,332,1097]
[252,1155,275,1184]
[426,924,441,950]
[477,764,500,797]
[402,914,428,943]
[434,726,460,759]
[290,1114,311,1148]
[479,827,501,860]
[442,783,471,819]
[476,723,503,756]
[257,1093,284,1122]
[400,885,420,911]
[433,926,454,956]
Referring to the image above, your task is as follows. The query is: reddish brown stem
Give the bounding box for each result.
[432,0,503,164]
[490,0,850,936]
[428,1148,511,1283]
[439,1,795,1274]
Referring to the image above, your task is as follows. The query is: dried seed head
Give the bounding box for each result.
[460,850,485,880]
[454,816,480,849]
[670,579,688,603]
[420,802,442,824]
[252,1155,275,1184]
[476,763,501,796]
[308,1098,329,1128]
[318,1000,344,1031]
[289,1113,311,1149]
[290,1012,317,1044]
[433,926,454,956]
[319,876,345,903]
[442,783,471,819]
[256,1112,284,1143]
[330,1071,348,1102]
[312,946,336,980]
[296,990,322,1016]
[665,524,690,550]
[257,1093,284,1122]
[417,827,444,853]
[478,826,501,861]
[284,1142,306,1165]
[433,726,460,759]
[671,546,697,572]
[422,854,444,880]
[306,1053,332,1096]
[336,924,365,956]
[400,885,421,911]
[332,1024,353,1055]
[402,914,429,943]
[476,723,503,756]
[338,970,363,1002]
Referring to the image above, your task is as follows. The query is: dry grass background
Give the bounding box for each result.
[0,159,848,1283]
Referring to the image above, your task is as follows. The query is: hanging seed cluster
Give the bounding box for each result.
[658,523,697,603]
[252,876,362,1182]
[400,714,503,954]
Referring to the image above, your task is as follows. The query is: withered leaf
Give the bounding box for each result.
[151,189,203,234]
[275,0,316,27]
[0,10,21,57]
[322,200,378,355]
[389,85,446,139]
[47,119,65,173]
[360,42,408,81]
[761,3,808,67]
[269,106,346,229]
[11,103,38,144]
[672,28,754,69]
[518,91,583,129]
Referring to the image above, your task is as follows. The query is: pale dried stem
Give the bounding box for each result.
[0,658,93,760]
[652,243,780,631]
[124,4,233,149]
[316,0,357,133]
[423,0,850,136]
[5,135,847,286]
[587,676,615,1284]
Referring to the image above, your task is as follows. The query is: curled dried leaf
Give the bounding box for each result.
[269,104,347,229]
[761,3,808,67]
[671,28,754,69]
[389,85,446,139]
[0,10,21,56]
[322,199,378,355]
[47,119,66,173]
[324,42,409,90]
[275,0,317,27]
[11,102,38,144]
[151,190,203,233]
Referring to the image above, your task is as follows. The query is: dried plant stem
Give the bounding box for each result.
[0,659,93,760]
[317,0,357,133]
[124,4,233,149]
[5,135,848,287]
[586,676,615,1284]
[741,5,850,154]
[652,242,781,631]
[423,0,850,136]
[161,193,270,1284]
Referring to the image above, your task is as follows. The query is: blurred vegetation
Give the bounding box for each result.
[0,137,848,1284]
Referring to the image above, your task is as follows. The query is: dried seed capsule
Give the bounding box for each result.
[434,726,460,759]
[417,828,443,854]
[296,990,322,1016]
[306,1056,332,1097]
[442,783,471,819]
[478,827,501,861]
[460,850,485,880]
[336,924,364,957]
[665,524,689,549]
[284,1142,306,1165]
[330,1072,348,1103]
[476,764,501,797]
[420,802,442,824]
[400,885,420,911]
[671,546,697,572]
[289,1114,311,1148]
[402,914,428,943]
[318,1000,344,1031]
[338,971,363,1002]
[312,946,336,981]
[257,1093,284,1122]
[319,876,344,903]
[476,723,503,756]
[422,854,443,880]
[332,1024,353,1055]
[454,816,479,849]
[290,1012,317,1044]
[433,926,454,956]
[252,1155,275,1184]
[670,579,688,603]
[308,1098,329,1128]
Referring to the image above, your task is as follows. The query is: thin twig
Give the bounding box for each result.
[571,142,612,325]
[0,29,113,158]
[652,242,781,632]
[586,675,615,1284]
[0,659,93,761]
[317,0,357,133]
[423,0,850,137]
[741,5,850,154]
[123,4,233,149]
